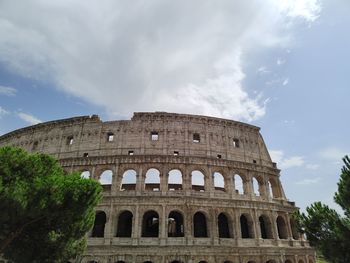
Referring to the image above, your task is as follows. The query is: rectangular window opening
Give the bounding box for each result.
[107,132,114,142]
[233,138,240,148]
[128,150,134,156]
[83,153,89,157]
[193,133,200,143]
[173,151,179,156]
[151,131,159,141]
[253,159,257,164]
[67,136,74,145]
[217,154,222,159]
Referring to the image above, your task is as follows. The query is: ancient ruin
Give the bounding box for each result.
[0,112,315,263]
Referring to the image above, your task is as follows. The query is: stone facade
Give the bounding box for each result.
[0,112,315,263]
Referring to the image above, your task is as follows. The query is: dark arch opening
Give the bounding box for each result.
[193,212,208,237]
[259,215,273,239]
[116,261,126,263]
[116,210,133,237]
[240,214,253,238]
[170,261,182,263]
[142,210,159,237]
[277,216,288,239]
[218,213,231,238]
[168,211,184,237]
[91,211,106,237]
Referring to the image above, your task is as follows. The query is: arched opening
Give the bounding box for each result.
[277,216,288,239]
[266,261,277,263]
[218,213,231,238]
[116,210,133,237]
[224,261,233,263]
[81,170,90,179]
[240,214,254,238]
[298,260,305,263]
[99,170,113,186]
[143,261,153,263]
[267,181,273,198]
[259,215,273,239]
[91,211,106,237]
[198,261,207,263]
[87,261,98,263]
[213,172,225,191]
[121,169,137,191]
[285,260,293,263]
[252,177,260,196]
[142,210,159,237]
[116,261,126,263]
[269,179,281,198]
[168,211,184,237]
[170,261,182,263]
[290,218,300,240]
[191,170,205,191]
[193,212,208,237]
[234,174,244,194]
[168,169,183,190]
[145,168,160,191]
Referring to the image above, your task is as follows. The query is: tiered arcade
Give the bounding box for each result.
[0,112,315,263]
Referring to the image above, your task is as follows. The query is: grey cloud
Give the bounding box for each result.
[0,0,320,120]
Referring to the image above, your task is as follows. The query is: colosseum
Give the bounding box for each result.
[0,112,315,263]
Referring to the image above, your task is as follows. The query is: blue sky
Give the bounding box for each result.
[0,0,349,211]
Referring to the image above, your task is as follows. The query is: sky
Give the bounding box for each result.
[0,0,349,212]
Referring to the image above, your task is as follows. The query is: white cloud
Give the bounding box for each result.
[0,85,17,96]
[257,66,270,75]
[282,78,289,86]
[306,164,319,170]
[277,58,286,65]
[319,147,348,161]
[295,177,321,185]
[281,156,305,169]
[17,112,42,125]
[0,106,9,118]
[0,1,321,120]
[270,150,305,169]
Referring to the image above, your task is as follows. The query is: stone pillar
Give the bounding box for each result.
[136,166,143,194]
[207,167,214,196]
[133,205,140,244]
[160,166,167,194]
[160,205,167,244]
[111,163,119,195]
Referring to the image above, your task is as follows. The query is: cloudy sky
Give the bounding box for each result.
[0,0,349,211]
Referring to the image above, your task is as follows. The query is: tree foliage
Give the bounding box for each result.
[296,156,350,263]
[0,146,102,263]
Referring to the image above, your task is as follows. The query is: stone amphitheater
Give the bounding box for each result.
[0,112,315,263]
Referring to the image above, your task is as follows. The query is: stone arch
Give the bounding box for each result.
[277,215,289,239]
[240,213,254,238]
[191,170,205,191]
[168,210,184,237]
[91,211,106,237]
[81,170,91,179]
[116,210,133,237]
[121,169,137,191]
[145,168,160,191]
[142,210,159,237]
[168,169,183,190]
[193,211,208,237]
[99,169,113,185]
[290,217,300,240]
[259,214,273,239]
[213,172,225,191]
[218,212,232,238]
[269,177,282,198]
[233,173,244,194]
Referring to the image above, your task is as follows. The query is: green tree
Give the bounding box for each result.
[0,146,102,263]
[296,156,350,263]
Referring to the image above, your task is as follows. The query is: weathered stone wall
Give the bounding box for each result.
[0,112,315,263]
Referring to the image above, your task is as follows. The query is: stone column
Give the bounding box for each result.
[132,205,140,244]
[111,163,119,195]
[136,166,143,194]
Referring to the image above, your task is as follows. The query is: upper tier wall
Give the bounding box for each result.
[0,112,274,167]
